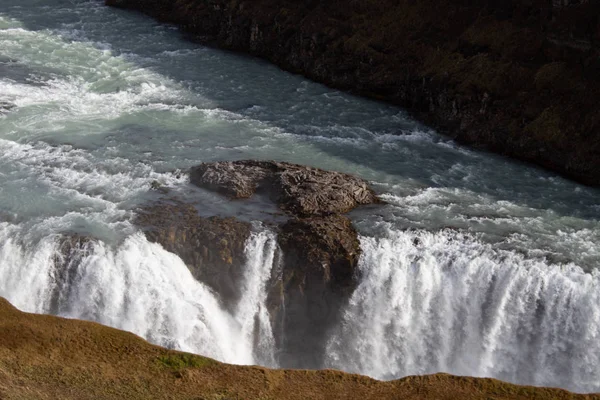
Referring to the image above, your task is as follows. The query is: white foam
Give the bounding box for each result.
[0,138,185,230]
[0,226,279,366]
[0,17,212,129]
[233,229,279,366]
[325,228,600,393]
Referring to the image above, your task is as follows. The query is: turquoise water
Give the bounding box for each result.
[0,0,599,393]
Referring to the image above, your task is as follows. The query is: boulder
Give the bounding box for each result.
[190,160,378,217]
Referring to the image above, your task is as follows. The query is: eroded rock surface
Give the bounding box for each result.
[191,160,376,368]
[136,200,252,310]
[270,215,361,367]
[128,161,379,368]
[279,215,361,290]
[190,160,378,217]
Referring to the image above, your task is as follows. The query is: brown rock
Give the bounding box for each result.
[190,160,378,217]
[188,160,377,367]
[278,215,360,291]
[138,161,378,368]
[135,200,252,310]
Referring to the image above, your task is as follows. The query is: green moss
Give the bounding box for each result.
[156,353,215,370]
[196,393,238,400]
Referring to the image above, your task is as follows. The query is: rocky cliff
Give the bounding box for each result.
[137,161,379,369]
[0,297,595,399]
[106,0,600,185]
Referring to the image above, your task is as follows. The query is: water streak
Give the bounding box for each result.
[234,229,279,367]
[325,228,600,393]
[0,224,279,366]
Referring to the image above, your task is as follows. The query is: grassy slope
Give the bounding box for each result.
[0,298,596,400]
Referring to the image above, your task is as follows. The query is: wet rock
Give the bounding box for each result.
[190,160,272,199]
[150,180,169,194]
[189,160,377,367]
[135,161,379,368]
[135,200,252,310]
[269,214,361,368]
[278,215,360,293]
[190,160,378,217]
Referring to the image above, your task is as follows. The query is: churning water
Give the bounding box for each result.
[0,0,599,393]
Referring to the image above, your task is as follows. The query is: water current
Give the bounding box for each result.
[0,0,599,393]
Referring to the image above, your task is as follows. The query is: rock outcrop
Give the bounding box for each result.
[273,215,361,367]
[190,160,377,368]
[0,101,15,114]
[190,160,377,216]
[136,200,252,310]
[131,161,378,367]
[106,0,600,185]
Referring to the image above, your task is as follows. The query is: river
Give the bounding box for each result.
[0,0,599,393]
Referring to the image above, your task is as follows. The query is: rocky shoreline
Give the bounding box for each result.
[105,0,600,185]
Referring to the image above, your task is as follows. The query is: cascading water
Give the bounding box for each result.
[325,228,600,393]
[0,224,279,366]
[1,0,600,394]
[233,229,279,367]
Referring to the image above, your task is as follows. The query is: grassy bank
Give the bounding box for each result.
[0,297,596,399]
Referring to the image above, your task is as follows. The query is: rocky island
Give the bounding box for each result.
[136,160,379,368]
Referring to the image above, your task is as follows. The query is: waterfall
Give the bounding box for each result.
[0,223,279,366]
[324,228,600,393]
[233,229,278,367]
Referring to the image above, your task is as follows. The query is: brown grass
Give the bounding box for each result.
[0,297,596,400]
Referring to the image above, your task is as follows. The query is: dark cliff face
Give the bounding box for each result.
[275,214,361,368]
[106,0,600,185]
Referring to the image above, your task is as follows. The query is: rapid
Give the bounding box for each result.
[0,0,599,393]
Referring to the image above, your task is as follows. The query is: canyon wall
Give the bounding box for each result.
[106,0,600,185]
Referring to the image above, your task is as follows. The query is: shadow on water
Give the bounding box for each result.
[2,0,600,221]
